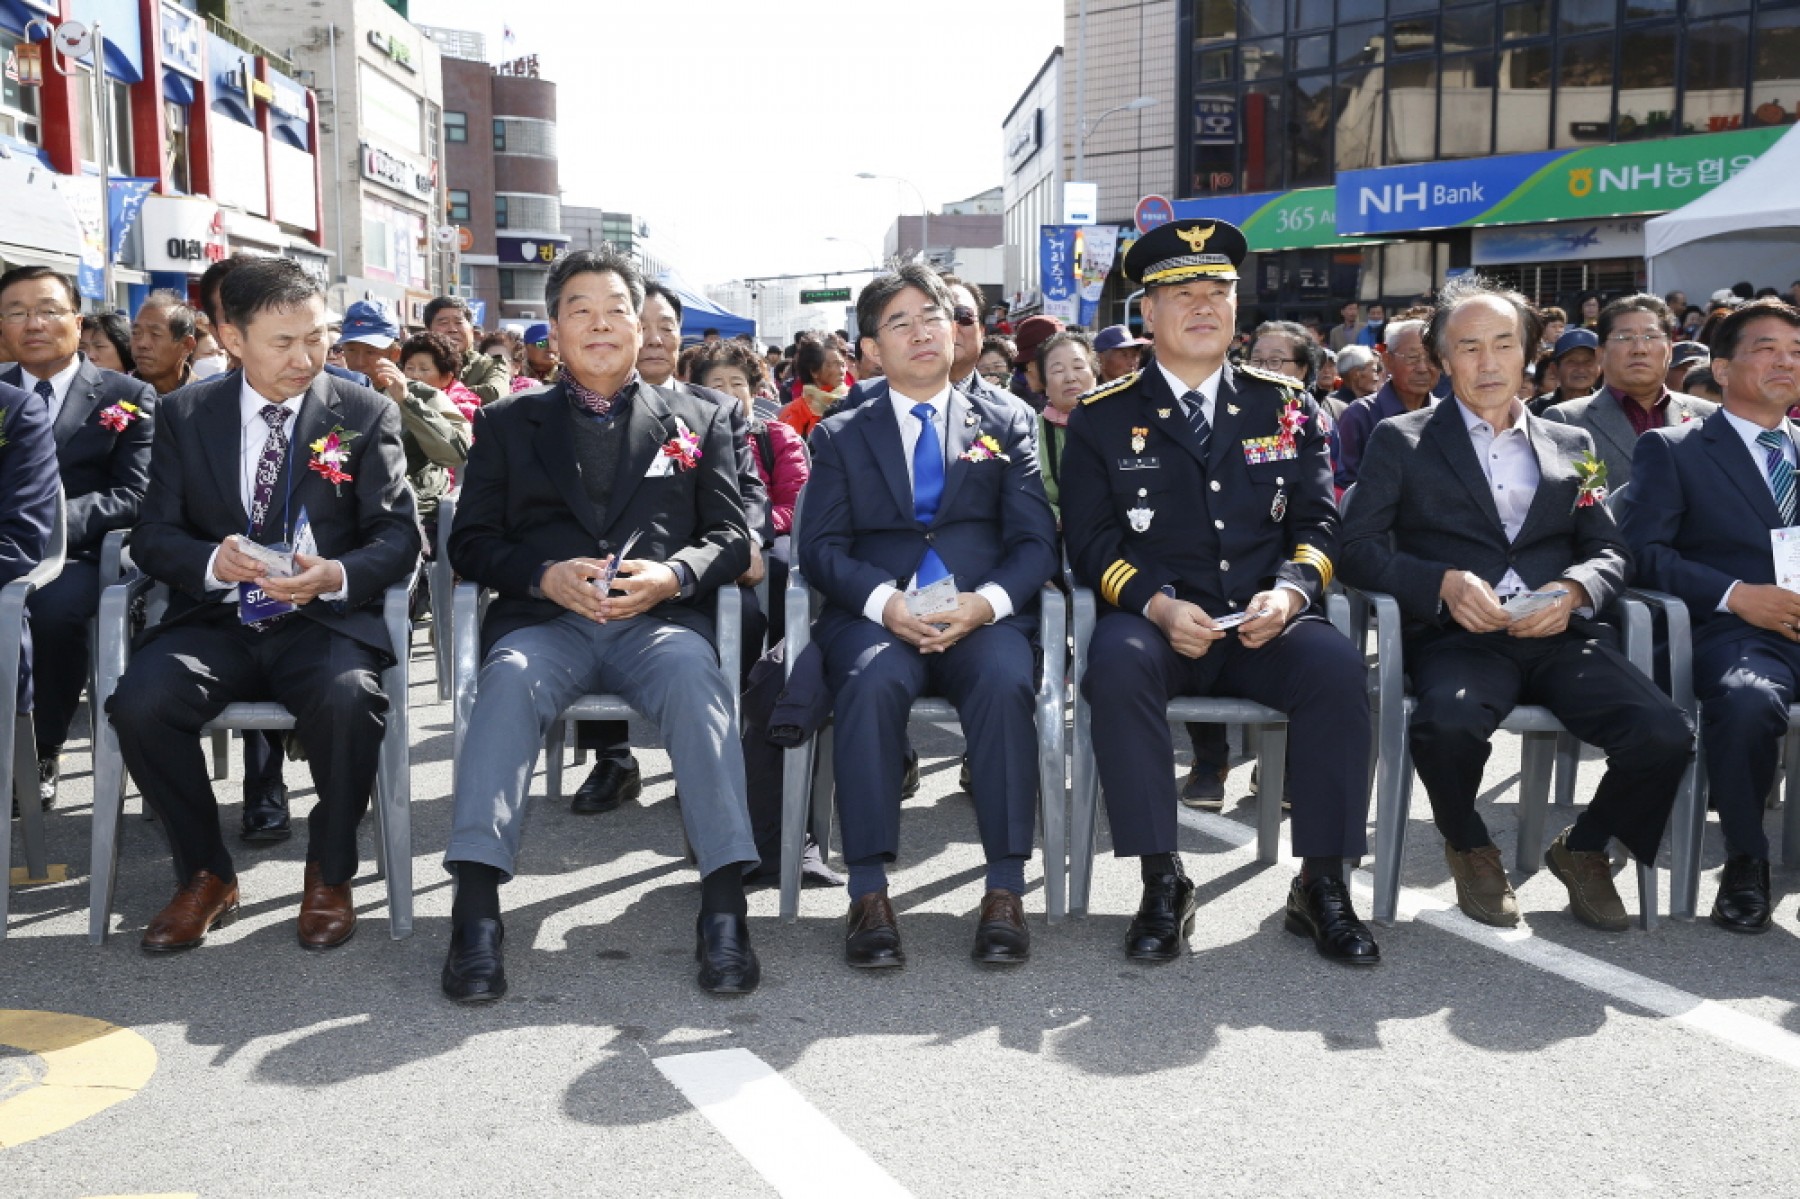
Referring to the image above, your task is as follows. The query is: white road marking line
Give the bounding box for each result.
[1174,806,1800,1073]
[654,1048,912,1199]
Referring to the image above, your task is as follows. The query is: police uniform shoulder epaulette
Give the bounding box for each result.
[1079,370,1140,405]
[1236,362,1306,392]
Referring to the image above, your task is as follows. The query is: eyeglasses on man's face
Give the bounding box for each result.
[1,306,75,326]
[1606,331,1670,347]
[1248,356,1297,370]
[879,307,952,338]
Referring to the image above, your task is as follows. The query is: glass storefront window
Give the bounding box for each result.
[1623,0,1675,19]
[1241,81,1284,190]
[1389,0,1437,14]
[1559,0,1612,35]
[164,101,190,193]
[1339,0,1383,21]
[1556,32,1614,147]
[0,32,41,144]
[1683,17,1747,134]
[1239,0,1284,38]
[1501,0,1550,40]
[1288,73,1334,185]
[1751,7,1800,130]
[1333,66,1384,169]
[1197,0,1236,41]
[1443,4,1495,52]
[1293,33,1330,72]
[1440,52,1495,158]
[1390,15,1436,56]
[1687,0,1749,13]
[1290,0,1332,30]
[1243,36,1285,79]
[1198,46,1235,83]
[1387,58,1438,161]
[1337,21,1382,65]
[1495,42,1552,151]
[1616,25,1678,140]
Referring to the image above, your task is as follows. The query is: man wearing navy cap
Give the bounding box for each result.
[1059,218,1380,966]
[518,321,558,387]
[1093,324,1147,384]
[1530,327,1602,415]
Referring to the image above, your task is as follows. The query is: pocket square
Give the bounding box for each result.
[644,453,676,478]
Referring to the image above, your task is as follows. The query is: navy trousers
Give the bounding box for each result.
[1084,613,1370,859]
[1696,628,1800,860]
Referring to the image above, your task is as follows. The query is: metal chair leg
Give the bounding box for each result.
[210,728,229,780]
[778,733,816,922]
[13,714,48,884]
[545,717,566,801]
[1514,731,1556,875]
[1372,714,1412,926]
[1636,860,1658,931]
[1255,723,1286,865]
[1553,731,1580,807]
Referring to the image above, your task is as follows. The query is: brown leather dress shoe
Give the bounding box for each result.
[297,861,356,950]
[971,889,1030,964]
[142,870,240,953]
[845,891,904,969]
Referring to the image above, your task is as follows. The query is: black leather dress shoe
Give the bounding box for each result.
[958,755,973,795]
[1711,854,1773,934]
[695,913,761,994]
[971,889,1030,964]
[846,891,905,969]
[442,918,507,1003]
[239,783,291,843]
[572,756,642,814]
[1284,873,1381,966]
[900,748,920,799]
[1126,874,1197,961]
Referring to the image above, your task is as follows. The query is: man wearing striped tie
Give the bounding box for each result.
[1624,297,1800,933]
[796,264,1058,970]
[1059,218,1381,966]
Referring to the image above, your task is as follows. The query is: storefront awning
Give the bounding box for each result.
[0,147,84,269]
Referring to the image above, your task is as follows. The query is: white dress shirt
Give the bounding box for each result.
[860,382,1014,626]
[1457,397,1539,597]
[18,355,83,426]
[1717,408,1799,613]
[201,376,348,600]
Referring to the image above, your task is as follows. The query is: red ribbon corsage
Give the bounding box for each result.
[309,426,360,491]
[98,401,141,432]
[662,417,703,471]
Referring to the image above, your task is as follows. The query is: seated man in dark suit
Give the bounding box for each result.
[1,373,61,761]
[1341,275,1692,931]
[798,263,1058,969]
[1622,297,1800,933]
[109,257,421,953]
[0,265,156,809]
[443,248,761,1001]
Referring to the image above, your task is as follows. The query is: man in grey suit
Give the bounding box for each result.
[442,248,761,1002]
[1341,275,1692,932]
[1544,293,1715,489]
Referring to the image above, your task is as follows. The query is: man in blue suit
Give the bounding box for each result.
[798,263,1058,969]
[1623,297,1800,933]
[0,266,156,809]
[1,374,60,766]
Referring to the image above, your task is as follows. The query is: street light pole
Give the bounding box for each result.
[855,172,928,265]
[825,235,879,273]
[1075,95,1157,201]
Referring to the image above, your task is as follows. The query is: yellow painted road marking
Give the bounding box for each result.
[9,864,69,886]
[0,1010,157,1149]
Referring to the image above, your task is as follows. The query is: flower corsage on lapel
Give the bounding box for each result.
[959,433,1010,463]
[662,416,703,471]
[1275,392,1309,453]
[309,426,359,492]
[1573,449,1609,508]
[98,400,142,432]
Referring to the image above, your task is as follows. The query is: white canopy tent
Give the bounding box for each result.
[1646,125,1800,296]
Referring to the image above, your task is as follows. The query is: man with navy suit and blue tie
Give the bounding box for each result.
[797,264,1058,969]
[1624,297,1800,932]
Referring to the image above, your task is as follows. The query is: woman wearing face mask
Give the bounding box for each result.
[189,318,229,380]
[1036,329,1100,522]
[80,312,136,374]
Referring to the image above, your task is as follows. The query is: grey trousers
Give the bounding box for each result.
[443,612,759,880]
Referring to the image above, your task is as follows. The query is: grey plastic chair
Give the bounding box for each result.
[1068,585,1320,916]
[0,487,66,936]
[87,569,419,944]
[1348,582,1661,929]
[775,563,1069,924]
[450,579,742,803]
[428,492,457,702]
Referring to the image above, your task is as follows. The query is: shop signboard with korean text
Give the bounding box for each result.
[1171,187,1358,252]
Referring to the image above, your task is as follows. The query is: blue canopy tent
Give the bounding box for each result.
[657,273,755,340]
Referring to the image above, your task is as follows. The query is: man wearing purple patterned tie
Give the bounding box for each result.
[109,258,420,954]
[796,264,1058,970]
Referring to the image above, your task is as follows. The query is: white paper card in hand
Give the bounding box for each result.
[905,576,959,619]
[233,535,295,579]
[1502,587,1567,621]
[1772,528,1800,594]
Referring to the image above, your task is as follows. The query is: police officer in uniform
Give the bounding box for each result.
[1060,218,1380,966]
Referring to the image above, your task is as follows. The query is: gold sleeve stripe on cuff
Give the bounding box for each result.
[1102,560,1138,605]
[1292,546,1333,588]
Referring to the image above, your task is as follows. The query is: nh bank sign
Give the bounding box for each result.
[1337,125,1782,236]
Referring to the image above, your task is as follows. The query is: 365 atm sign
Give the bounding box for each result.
[1336,126,1781,236]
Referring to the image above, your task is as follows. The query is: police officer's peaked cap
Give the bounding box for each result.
[1122,218,1248,288]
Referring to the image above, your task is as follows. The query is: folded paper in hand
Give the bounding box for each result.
[905,576,959,621]
[1502,587,1567,621]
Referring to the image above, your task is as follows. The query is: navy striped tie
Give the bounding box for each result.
[1183,389,1210,455]
[1758,429,1797,525]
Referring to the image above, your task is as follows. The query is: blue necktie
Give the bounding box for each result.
[1759,429,1797,525]
[911,402,950,586]
[33,378,53,414]
[1184,389,1210,454]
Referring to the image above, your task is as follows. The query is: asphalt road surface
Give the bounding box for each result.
[2,639,1798,1198]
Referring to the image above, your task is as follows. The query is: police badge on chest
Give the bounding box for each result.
[1129,488,1154,532]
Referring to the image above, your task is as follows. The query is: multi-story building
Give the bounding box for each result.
[563,206,675,282]
[0,0,325,312]
[236,0,446,324]
[1002,47,1063,310]
[427,36,564,322]
[883,199,1005,312]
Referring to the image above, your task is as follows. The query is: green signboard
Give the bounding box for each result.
[800,287,852,304]
[1171,187,1384,253]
